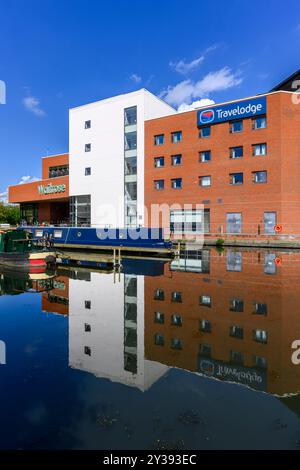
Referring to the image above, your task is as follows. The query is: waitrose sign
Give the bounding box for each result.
[38,183,66,195]
[197,96,266,126]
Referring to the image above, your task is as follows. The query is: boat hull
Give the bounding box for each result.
[0,251,56,272]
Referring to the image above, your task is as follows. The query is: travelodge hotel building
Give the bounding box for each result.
[8,70,300,238]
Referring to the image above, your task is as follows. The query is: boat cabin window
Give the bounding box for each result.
[54,230,63,238]
[35,230,43,237]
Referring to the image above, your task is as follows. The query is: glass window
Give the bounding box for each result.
[226,251,242,272]
[124,106,137,126]
[154,312,164,324]
[85,143,91,152]
[230,120,243,133]
[171,338,183,349]
[84,346,91,356]
[171,131,182,143]
[230,172,243,185]
[84,323,91,332]
[154,179,164,190]
[154,134,165,146]
[229,325,244,339]
[171,178,182,189]
[170,209,207,234]
[253,116,266,129]
[154,156,164,168]
[154,334,164,346]
[85,300,91,309]
[200,295,212,307]
[264,253,276,274]
[230,146,243,159]
[125,182,137,201]
[253,302,268,316]
[200,175,211,187]
[264,212,276,235]
[253,355,268,369]
[125,131,137,151]
[171,314,183,326]
[199,344,212,358]
[199,126,211,138]
[85,167,91,176]
[171,291,182,302]
[230,350,244,365]
[171,154,182,166]
[85,120,91,129]
[199,150,211,163]
[200,319,211,333]
[253,171,267,183]
[226,213,242,234]
[229,299,244,312]
[154,289,164,301]
[49,165,69,178]
[70,195,91,226]
[253,143,267,156]
[253,329,268,344]
[125,156,137,175]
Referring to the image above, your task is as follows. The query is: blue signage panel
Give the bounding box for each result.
[197,96,266,126]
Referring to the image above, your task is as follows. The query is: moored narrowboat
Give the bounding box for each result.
[0,229,56,272]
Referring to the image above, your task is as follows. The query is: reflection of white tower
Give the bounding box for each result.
[68,271,168,391]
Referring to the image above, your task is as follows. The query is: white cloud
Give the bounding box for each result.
[170,56,205,75]
[161,67,243,107]
[0,190,8,204]
[178,98,215,113]
[18,175,40,184]
[130,73,142,83]
[23,96,46,117]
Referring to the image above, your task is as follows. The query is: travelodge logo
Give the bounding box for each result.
[197,96,267,127]
[199,109,215,124]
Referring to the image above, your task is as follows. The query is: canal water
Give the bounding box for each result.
[0,248,300,450]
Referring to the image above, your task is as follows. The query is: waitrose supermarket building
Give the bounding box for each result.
[8,69,300,238]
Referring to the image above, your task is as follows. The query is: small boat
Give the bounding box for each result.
[0,229,56,272]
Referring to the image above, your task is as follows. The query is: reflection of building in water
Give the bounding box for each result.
[145,249,300,396]
[68,271,168,391]
[42,275,69,316]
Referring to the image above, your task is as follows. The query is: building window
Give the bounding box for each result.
[84,346,91,356]
[199,175,211,187]
[253,329,268,344]
[49,165,69,178]
[229,299,244,312]
[171,291,182,303]
[200,319,212,333]
[170,209,209,234]
[171,314,182,326]
[154,179,164,190]
[171,338,183,350]
[253,355,267,369]
[171,178,182,189]
[253,116,266,130]
[230,120,243,133]
[226,213,242,234]
[199,126,211,138]
[85,143,91,152]
[85,167,91,176]
[125,182,137,201]
[70,195,91,226]
[199,344,212,358]
[230,350,244,365]
[230,172,243,185]
[253,302,268,316]
[154,333,164,346]
[154,289,164,301]
[199,150,211,163]
[154,134,164,146]
[124,106,137,126]
[85,300,91,309]
[84,323,91,332]
[230,146,243,159]
[229,325,244,339]
[200,295,212,307]
[226,251,242,272]
[171,131,182,143]
[125,131,137,151]
[84,120,91,129]
[253,143,267,156]
[252,170,267,184]
[154,312,165,324]
[264,212,276,235]
[125,156,137,175]
[264,253,276,275]
[171,154,182,166]
[154,156,164,168]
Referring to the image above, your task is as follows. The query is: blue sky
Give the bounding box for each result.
[1,0,300,200]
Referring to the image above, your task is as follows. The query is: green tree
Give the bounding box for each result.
[0,203,20,225]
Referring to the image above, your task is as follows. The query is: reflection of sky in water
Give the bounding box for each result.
[0,250,300,450]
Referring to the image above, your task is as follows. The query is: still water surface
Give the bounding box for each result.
[1,248,300,450]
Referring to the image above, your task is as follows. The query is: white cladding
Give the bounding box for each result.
[69,89,175,227]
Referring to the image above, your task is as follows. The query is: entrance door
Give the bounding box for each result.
[264,212,276,234]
